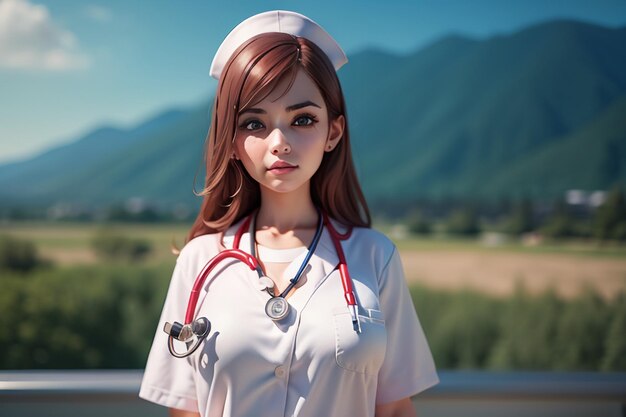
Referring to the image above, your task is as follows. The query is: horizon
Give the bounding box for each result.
[1,0,626,164]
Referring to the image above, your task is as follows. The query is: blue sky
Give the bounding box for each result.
[1,0,625,164]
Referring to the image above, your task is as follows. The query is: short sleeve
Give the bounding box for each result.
[375,247,439,404]
[139,256,200,412]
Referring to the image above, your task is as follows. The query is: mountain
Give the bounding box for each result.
[340,20,626,200]
[0,19,625,210]
[0,107,206,207]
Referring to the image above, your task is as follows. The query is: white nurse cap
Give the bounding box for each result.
[209,10,348,80]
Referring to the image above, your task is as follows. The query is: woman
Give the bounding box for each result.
[140,10,438,417]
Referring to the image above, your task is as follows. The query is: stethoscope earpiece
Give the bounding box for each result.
[191,317,211,338]
[164,317,212,358]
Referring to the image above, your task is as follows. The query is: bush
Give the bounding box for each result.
[1,261,624,370]
[488,288,564,369]
[0,264,171,369]
[553,289,611,370]
[601,293,626,371]
[92,230,152,262]
[411,284,626,371]
[428,291,499,368]
[0,234,46,273]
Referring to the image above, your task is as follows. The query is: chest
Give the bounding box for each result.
[189,261,388,381]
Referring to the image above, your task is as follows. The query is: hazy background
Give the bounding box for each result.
[0,0,625,374]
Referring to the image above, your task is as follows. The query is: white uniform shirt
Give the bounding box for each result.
[139,219,438,417]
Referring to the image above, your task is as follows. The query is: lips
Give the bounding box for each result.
[268,161,297,171]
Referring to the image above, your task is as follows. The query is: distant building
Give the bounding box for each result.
[565,189,606,208]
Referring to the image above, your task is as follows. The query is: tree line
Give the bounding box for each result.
[404,187,626,241]
[2,187,625,242]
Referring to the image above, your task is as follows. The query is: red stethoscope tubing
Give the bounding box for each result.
[183,211,356,325]
[322,213,356,308]
[184,215,258,324]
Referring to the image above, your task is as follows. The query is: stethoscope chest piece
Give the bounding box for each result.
[265,297,289,321]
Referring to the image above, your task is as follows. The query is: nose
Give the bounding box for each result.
[269,128,291,155]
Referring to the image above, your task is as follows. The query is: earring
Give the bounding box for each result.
[327,144,333,150]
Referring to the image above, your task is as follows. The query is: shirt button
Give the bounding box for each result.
[274,365,286,378]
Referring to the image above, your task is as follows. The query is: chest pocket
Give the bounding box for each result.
[332,308,387,376]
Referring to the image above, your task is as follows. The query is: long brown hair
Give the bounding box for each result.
[187,32,370,241]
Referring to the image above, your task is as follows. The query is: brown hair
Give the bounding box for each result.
[187,32,370,241]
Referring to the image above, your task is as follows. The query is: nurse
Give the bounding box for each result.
[140,10,438,417]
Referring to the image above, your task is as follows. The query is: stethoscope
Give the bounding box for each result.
[164,209,362,358]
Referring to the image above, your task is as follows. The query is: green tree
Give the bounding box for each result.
[540,198,577,239]
[406,209,432,235]
[593,187,626,241]
[502,198,534,235]
[444,207,480,236]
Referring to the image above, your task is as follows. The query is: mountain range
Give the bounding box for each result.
[1,19,625,211]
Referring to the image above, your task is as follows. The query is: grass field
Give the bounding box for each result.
[0,221,189,265]
[2,221,625,300]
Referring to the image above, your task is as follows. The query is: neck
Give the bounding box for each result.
[256,185,318,232]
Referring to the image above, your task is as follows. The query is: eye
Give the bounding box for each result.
[239,119,264,131]
[293,114,318,127]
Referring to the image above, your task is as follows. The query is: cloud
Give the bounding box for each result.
[85,4,111,23]
[0,0,89,70]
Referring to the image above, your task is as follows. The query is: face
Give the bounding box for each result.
[233,69,344,196]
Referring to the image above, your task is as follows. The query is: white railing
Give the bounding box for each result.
[1,370,625,417]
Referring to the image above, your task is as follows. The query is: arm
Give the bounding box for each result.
[140,253,201,411]
[375,397,417,417]
[375,247,437,409]
[169,408,201,417]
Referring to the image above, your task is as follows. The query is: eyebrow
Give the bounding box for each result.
[240,100,321,115]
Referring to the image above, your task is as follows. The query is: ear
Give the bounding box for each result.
[325,115,345,152]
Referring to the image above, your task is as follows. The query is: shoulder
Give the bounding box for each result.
[342,226,397,272]
[349,227,396,251]
[176,233,223,266]
[176,218,245,267]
